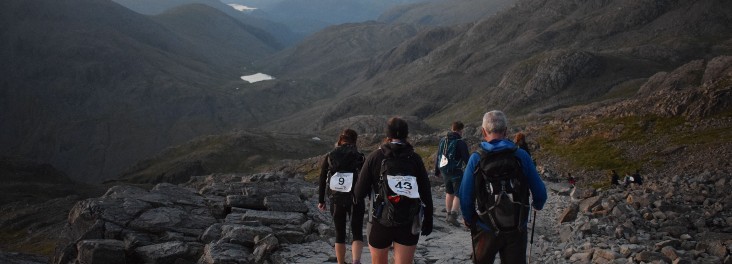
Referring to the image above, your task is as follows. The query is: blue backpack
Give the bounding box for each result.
[438,136,463,173]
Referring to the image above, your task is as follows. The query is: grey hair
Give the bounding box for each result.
[482,110,508,134]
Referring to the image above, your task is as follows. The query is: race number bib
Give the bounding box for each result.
[439,155,449,168]
[329,172,353,192]
[386,175,420,198]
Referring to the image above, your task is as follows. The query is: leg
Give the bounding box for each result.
[369,246,390,264]
[332,203,348,263]
[393,242,417,264]
[498,231,527,264]
[351,240,363,264]
[350,202,365,263]
[335,243,346,264]
[471,226,500,264]
[445,193,455,213]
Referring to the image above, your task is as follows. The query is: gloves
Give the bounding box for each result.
[421,216,433,236]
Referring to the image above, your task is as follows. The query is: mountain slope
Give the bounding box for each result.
[263,0,732,132]
[112,0,300,46]
[153,3,280,69]
[379,0,515,26]
[0,0,289,182]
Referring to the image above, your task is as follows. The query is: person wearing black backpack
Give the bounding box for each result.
[318,129,366,264]
[458,110,547,264]
[435,121,470,226]
[354,117,434,264]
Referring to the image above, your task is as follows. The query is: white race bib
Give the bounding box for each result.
[386,175,420,198]
[329,172,353,192]
[439,155,449,168]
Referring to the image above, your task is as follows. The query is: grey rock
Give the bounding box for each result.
[252,234,279,263]
[593,248,622,261]
[558,204,579,224]
[619,244,643,257]
[129,207,216,236]
[263,194,308,213]
[134,241,203,264]
[201,223,223,244]
[579,196,602,213]
[269,240,332,264]
[658,226,688,238]
[661,246,679,261]
[241,210,307,226]
[198,241,252,264]
[634,251,671,263]
[0,251,48,264]
[569,251,593,263]
[76,239,126,264]
[220,225,274,247]
[226,195,266,210]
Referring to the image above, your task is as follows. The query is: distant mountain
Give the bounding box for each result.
[379,0,515,26]
[260,0,732,132]
[152,3,280,68]
[226,0,427,35]
[0,0,295,182]
[112,0,300,46]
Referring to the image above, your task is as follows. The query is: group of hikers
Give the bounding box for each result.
[317,110,548,264]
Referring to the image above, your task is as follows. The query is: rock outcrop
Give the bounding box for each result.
[533,169,732,263]
[52,172,332,264]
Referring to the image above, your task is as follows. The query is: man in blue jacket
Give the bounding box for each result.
[459,110,547,264]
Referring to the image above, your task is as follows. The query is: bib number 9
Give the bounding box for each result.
[329,172,353,192]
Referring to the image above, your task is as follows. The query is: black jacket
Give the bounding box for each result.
[354,142,433,229]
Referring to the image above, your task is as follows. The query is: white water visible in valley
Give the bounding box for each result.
[240,73,274,83]
[228,4,256,11]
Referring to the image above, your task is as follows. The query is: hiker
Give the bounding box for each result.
[354,117,434,264]
[568,173,576,188]
[434,121,469,226]
[459,110,547,264]
[624,172,637,186]
[318,129,366,264]
[514,132,531,157]
[610,170,620,185]
[632,169,643,185]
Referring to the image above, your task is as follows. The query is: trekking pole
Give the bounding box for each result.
[528,209,537,264]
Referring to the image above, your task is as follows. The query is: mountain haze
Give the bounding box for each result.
[0,0,286,182]
[112,0,300,46]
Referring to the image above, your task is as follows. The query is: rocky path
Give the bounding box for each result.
[316,182,561,264]
[44,169,731,264]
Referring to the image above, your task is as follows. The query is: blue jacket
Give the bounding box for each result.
[459,139,547,231]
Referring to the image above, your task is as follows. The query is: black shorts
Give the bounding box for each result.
[441,170,462,195]
[367,221,419,249]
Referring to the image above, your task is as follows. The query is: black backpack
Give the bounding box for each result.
[473,147,530,233]
[373,153,422,227]
[327,145,364,205]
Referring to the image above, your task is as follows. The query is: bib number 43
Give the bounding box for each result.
[386,175,420,198]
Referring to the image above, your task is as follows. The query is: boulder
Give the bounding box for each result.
[559,204,579,224]
[579,196,602,213]
[263,194,308,213]
[241,210,307,226]
[133,241,203,264]
[76,239,126,264]
[198,241,252,264]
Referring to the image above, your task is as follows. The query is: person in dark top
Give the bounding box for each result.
[610,170,620,185]
[318,129,365,264]
[632,169,643,185]
[434,121,470,226]
[568,173,576,188]
[354,117,433,264]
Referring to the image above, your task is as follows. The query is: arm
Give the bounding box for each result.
[354,150,378,202]
[459,152,481,224]
[413,154,434,235]
[434,138,444,176]
[457,140,470,169]
[318,154,329,204]
[517,149,547,210]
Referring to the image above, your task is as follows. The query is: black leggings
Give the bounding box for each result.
[331,201,365,243]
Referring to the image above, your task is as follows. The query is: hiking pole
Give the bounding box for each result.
[528,209,537,264]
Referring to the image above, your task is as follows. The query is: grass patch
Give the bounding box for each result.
[0,229,57,256]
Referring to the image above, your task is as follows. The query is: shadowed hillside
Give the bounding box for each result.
[0,0,289,183]
[259,0,732,132]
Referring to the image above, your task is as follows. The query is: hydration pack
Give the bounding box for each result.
[373,152,422,227]
[327,145,364,205]
[473,147,530,233]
